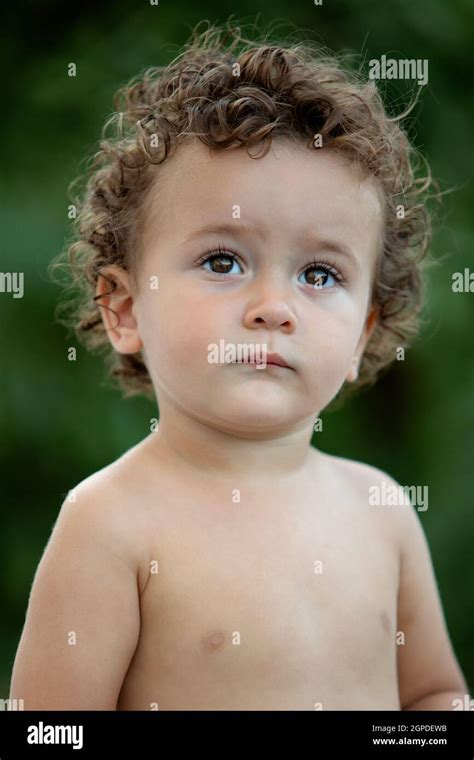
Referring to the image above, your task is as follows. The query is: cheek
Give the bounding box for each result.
[138,288,232,370]
[301,300,367,380]
[306,297,364,351]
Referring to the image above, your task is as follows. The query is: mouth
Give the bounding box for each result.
[232,353,293,370]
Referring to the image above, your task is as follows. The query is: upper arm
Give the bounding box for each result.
[396,498,468,709]
[9,479,142,710]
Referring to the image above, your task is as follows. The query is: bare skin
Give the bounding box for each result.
[10,138,468,710]
[11,429,466,711]
[114,433,402,711]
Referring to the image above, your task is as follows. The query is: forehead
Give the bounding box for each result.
[139,136,383,260]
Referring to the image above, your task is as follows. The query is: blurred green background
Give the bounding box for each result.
[1,0,473,701]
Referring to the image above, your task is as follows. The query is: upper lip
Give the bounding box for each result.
[235,352,292,369]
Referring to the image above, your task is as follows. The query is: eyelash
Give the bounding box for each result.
[195,244,347,288]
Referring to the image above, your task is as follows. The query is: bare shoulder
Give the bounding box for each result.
[319,450,413,543]
[321,450,404,496]
[10,443,153,709]
[57,440,154,593]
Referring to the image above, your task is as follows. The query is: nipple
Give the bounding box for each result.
[201,629,226,653]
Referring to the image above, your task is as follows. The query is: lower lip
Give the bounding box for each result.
[234,362,290,369]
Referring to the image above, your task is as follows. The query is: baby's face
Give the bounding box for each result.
[106,137,382,432]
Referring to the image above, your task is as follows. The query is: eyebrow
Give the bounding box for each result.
[184,222,361,273]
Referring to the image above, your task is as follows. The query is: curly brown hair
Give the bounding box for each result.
[51,16,435,401]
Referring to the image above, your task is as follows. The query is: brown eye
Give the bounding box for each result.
[299,262,339,289]
[208,255,233,274]
[305,269,329,287]
[198,250,243,276]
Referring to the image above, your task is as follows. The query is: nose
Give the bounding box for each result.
[243,293,296,334]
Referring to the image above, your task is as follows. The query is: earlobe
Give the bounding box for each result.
[346,357,360,383]
[95,266,143,355]
[345,305,378,384]
[364,305,378,343]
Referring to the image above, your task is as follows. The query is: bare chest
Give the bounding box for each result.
[118,490,400,710]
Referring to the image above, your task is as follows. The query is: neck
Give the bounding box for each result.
[146,403,321,488]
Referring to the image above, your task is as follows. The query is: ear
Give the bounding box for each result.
[346,305,378,383]
[95,265,143,354]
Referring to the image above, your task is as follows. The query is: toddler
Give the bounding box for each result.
[10,19,469,710]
